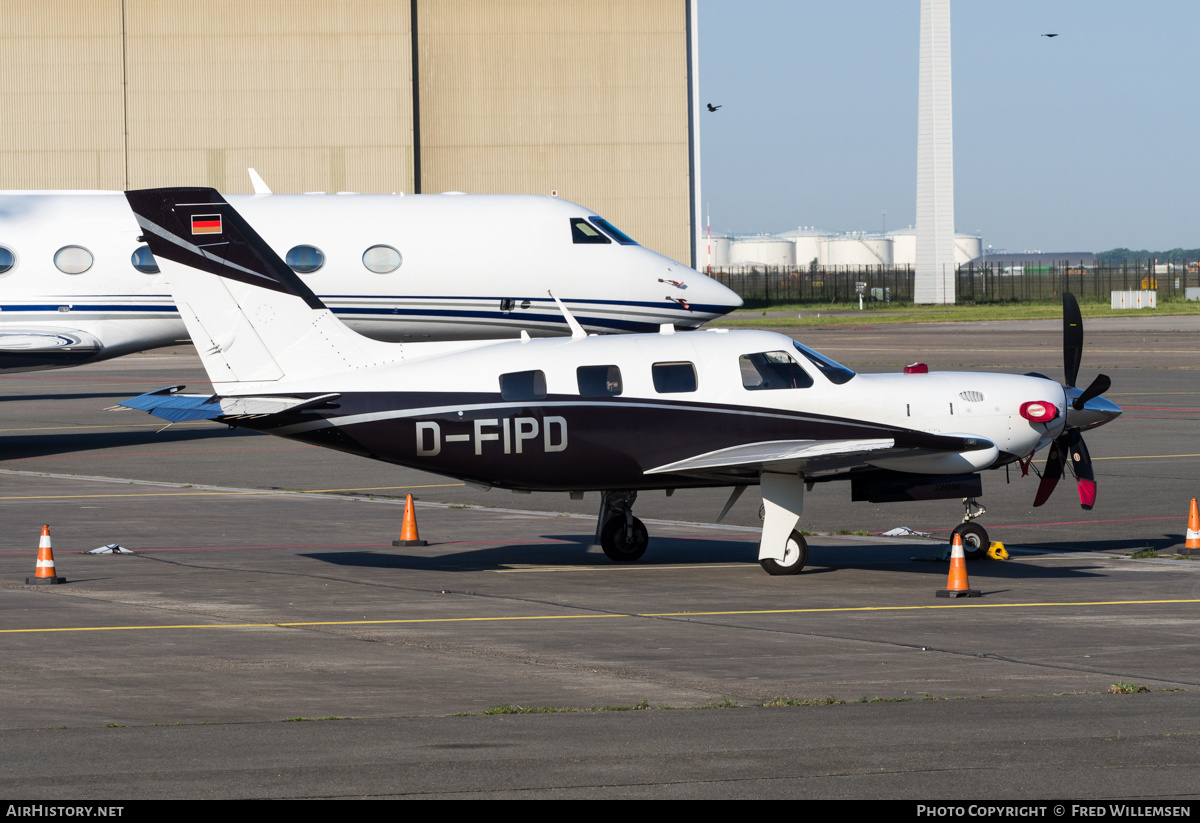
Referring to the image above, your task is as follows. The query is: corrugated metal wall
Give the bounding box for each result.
[416,0,692,262]
[0,0,691,260]
[0,0,126,189]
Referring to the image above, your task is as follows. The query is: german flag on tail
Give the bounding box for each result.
[191,214,222,235]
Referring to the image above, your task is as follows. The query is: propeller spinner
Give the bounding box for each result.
[1033,293,1120,510]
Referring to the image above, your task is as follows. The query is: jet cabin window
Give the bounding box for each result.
[792,341,856,384]
[500,370,547,401]
[652,362,697,393]
[577,365,623,397]
[589,217,638,245]
[54,245,93,274]
[0,246,15,274]
[362,245,402,273]
[286,245,325,274]
[740,351,813,390]
[570,218,611,244]
[130,245,160,274]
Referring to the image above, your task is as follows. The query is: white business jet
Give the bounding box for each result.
[117,188,1121,574]
[0,183,739,372]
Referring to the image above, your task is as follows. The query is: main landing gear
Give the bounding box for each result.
[952,497,990,561]
[758,472,808,575]
[596,491,648,562]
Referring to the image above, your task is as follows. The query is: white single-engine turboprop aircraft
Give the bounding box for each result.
[0,183,739,372]
[118,188,1121,574]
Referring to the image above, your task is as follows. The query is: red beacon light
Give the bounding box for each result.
[1019,401,1059,422]
[903,363,928,374]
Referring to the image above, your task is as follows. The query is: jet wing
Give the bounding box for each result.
[644,433,995,481]
[116,386,340,422]
[0,327,102,372]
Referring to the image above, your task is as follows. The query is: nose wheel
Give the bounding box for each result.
[951,522,989,561]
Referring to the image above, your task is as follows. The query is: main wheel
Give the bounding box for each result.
[760,530,808,575]
[600,515,649,562]
[951,522,989,561]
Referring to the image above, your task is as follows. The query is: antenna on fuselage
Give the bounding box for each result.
[547,290,586,339]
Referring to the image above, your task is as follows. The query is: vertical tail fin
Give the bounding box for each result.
[124,187,397,389]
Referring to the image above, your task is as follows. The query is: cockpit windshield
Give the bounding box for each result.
[589,217,638,245]
[792,341,856,384]
[571,218,611,244]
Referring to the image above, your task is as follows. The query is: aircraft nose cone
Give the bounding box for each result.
[1065,396,1122,430]
[684,271,743,319]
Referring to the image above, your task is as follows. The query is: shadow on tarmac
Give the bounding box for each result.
[0,426,250,459]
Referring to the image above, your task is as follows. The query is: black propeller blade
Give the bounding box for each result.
[1073,373,1111,410]
[1033,436,1066,507]
[1063,292,1082,389]
[1067,429,1095,510]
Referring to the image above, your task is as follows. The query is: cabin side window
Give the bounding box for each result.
[500,370,547,401]
[0,246,16,275]
[130,245,160,274]
[570,218,611,244]
[740,351,813,390]
[652,362,697,393]
[577,365,623,396]
[362,244,402,273]
[54,245,93,274]
[286,245,325,274]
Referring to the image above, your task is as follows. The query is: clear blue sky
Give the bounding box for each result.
[698,1,1200,252]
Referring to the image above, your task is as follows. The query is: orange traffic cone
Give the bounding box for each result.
[1186,499,1200,553]
[936,532,980,598]
[392,494,428,547]
[26,525,65,585]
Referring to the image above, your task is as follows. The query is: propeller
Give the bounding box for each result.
[1033,293,1118,511]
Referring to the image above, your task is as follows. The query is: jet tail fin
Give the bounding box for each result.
[123,187,397,390]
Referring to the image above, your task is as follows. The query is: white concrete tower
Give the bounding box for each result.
[915,0,955,304]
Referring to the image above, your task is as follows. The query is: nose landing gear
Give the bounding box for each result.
[952,497,990,561]
[596,491,648,562]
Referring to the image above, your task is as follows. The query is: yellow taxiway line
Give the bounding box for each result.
[4,599,1199,635]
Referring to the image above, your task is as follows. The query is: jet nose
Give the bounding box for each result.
[1065,395,1122,431]
[678,269,742,320]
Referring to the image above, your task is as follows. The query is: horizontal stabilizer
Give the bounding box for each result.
[117,385,341,422]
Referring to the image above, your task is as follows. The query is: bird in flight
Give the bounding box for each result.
[1042,33,1059,37]
[707,103,722,112]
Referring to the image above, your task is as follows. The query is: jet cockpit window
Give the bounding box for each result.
[577,365,623,396]
[285,245,325,274]
[792,341,856,384]
[54,245,93,275]
[362,244,402,273]
[500,370,547,401]
[570,218,611,244]
[652,362,698,393]
[589,217,638,246]
[739,351,814,390]
[130,245,160,274]
[0,246,15,274]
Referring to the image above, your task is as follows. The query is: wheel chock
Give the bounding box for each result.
[986,541,1008,561]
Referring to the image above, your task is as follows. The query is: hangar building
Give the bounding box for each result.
[0,0,700,265]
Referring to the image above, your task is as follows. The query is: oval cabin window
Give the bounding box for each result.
[54,246,94,274]
[362,245,402,273]
[286,245,325,274]
[0,246,15,275]
[130,245,160,274]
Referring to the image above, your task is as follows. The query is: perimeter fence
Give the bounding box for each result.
[710,259,1200,307]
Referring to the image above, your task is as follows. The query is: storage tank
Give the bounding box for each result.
[702,234,732,267]
[955,234,983,266]
[888,227,917,267]
[824,234,894,268]
[777,226,829,268]
[730,237,796,267]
